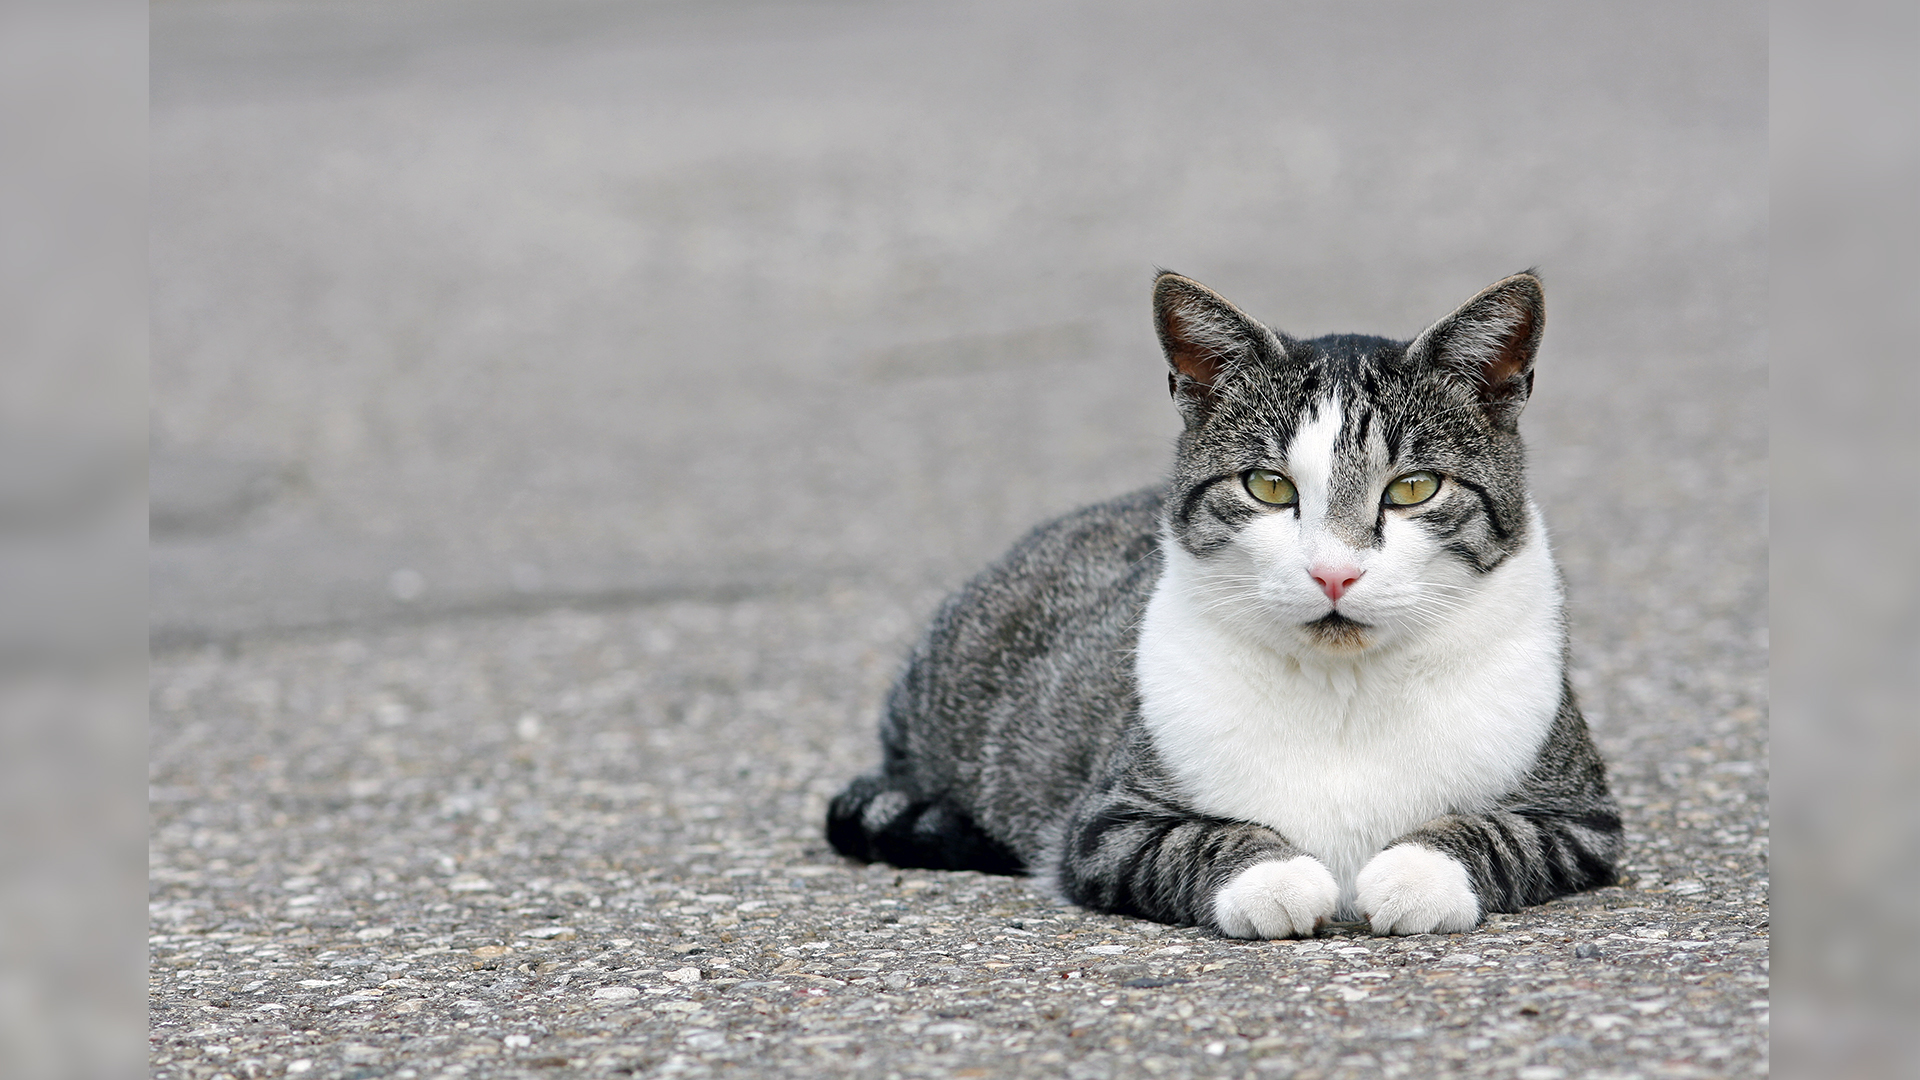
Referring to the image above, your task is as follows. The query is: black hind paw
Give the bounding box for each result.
[825,776,1023,875]
[826,774,895,862]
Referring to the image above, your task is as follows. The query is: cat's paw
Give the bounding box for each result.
[1355,844,1481,935]
[1211,856,1340,939]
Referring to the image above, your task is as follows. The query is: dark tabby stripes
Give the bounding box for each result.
[827,272,1622,936]
[1049,689,1621,930]
[1393,685,1623,911]
[1053,732,1310,927]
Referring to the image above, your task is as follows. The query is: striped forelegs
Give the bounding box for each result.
[1356,807,1623,935]
[1055,787,1336,938]
[1357,692,1624,935]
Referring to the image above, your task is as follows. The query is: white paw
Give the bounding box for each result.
[1212,856,1340,939]
[1355,844,1481,935]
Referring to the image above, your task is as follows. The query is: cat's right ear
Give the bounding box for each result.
[1153,272,1271,426]
[1406,273,1545,433]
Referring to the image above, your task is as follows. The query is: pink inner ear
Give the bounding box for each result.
[1480,300,1538,397]
[1165,309,1226,390]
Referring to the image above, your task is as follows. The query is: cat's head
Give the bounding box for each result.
[1153,271,1547,656]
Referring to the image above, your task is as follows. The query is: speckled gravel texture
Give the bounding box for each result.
[150,581,1767,1080]
[151,1,1766,1077]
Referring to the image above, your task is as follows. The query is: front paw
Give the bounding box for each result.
[1212,856,1340,939]
[1355,844,1480,935]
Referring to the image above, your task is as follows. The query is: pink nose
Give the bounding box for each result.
[1310,564,1364,602]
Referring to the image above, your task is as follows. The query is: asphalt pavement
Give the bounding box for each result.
[150,2,1768,1077]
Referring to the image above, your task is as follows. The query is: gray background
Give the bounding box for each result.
[150,2,1768,1078]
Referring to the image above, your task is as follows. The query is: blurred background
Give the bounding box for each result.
[0,0,1886,1075]
[149,0,1767,647]
[149,0,1772,1064]
[1,3,146,1077]
[144,2,1781,1071]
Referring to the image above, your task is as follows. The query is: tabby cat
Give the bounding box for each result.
[828,272,1621,937]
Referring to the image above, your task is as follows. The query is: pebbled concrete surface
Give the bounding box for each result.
[150,2,1767,1077]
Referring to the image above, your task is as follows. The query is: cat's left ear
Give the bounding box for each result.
[1407,273,1545,432]
[1153,272,1275,428]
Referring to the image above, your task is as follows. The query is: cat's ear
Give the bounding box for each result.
[1407,273,1545,431]
[1153,272,1273,425]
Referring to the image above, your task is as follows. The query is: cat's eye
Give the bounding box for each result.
[1384,471,1441,507]
[1244,469,1297,506]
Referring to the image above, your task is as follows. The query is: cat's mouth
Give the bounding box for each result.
[1304,612,1370,650]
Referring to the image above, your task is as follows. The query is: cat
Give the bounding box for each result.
[828,271,1621,937]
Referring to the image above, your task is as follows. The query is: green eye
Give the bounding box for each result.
[1384,471,1441,506]
[1245,469,1297,506]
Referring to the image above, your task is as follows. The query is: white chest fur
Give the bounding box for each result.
[1135,530,1565,914]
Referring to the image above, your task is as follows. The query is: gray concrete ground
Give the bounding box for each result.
[150,2,1768,1077]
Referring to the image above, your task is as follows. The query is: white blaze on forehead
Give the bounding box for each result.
[1285,395,1344,525]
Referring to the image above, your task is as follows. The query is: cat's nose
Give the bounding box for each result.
[1310,565,1364,602]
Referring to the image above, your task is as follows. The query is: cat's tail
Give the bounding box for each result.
[826,774,1025,876]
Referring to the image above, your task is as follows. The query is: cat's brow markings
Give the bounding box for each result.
[830,271,1620,939]
[1284,395,1345,530]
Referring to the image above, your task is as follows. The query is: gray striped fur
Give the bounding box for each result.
[828,272,1621,935]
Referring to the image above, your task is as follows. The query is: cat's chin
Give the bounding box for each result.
[1301,612,1372,653]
